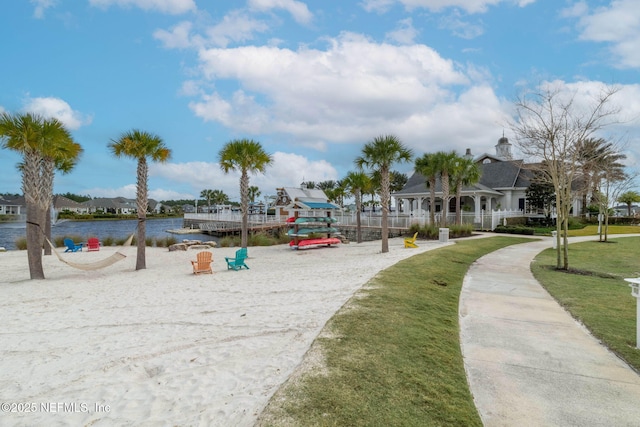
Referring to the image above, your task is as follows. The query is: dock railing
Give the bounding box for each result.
[185,209,524,231]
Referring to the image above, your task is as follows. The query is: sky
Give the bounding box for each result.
[1,0,639,204]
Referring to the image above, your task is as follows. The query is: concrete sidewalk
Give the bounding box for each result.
[459,236,640,427]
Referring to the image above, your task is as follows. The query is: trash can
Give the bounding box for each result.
[439,228,449,243]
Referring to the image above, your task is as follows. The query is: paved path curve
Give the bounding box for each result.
[459,236,640,427]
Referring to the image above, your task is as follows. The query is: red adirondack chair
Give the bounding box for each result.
[87,237,100,251]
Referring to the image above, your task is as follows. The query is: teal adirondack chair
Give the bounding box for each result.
[225,248,249,271]
[64,238,83,252]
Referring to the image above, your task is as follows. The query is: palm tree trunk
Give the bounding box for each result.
[26,203,45,280]
[455,187,462,225]
[356,191,362,243]
[381,169,390,253]
[441,172,450,227]
[136,159,148,270]
[429,178,436,225]
[44,206,52,256]
[240,172,249,248]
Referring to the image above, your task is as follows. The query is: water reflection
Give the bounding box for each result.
[0,218,215,250]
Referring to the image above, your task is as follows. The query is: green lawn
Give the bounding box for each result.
[258,236,531,427]
[531,236,640,371]
[567,224,640,237]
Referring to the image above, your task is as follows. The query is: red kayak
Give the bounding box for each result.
[289,237,341,248]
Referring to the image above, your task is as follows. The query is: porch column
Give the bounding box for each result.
[473,193,481,222]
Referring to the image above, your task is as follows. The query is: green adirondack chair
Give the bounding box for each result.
[225,248,249,271]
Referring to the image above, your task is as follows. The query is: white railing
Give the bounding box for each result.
[185,212,280,224]
[185,209,525,231]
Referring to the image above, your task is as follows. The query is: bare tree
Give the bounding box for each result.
[510,83,620,269]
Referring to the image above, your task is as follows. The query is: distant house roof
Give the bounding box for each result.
[276,187,341,211]
[393,159,530,198]
[53,195,85,210]
[0,194,25,207]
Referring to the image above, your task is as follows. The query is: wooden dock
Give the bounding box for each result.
[195,220,287,237]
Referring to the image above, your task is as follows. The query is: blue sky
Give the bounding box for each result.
[1,0,639,203]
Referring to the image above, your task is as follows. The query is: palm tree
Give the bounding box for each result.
[211,189,229,206]
[414,153,439,225]
[0,112,82,279]
[342,171,371,243]
[576,138,626,212]
[218,139,273,248]
[200,189,216,213]
[248,186,261,203]
[433,151,457,227]
[451,155,481,224]
[618,191,640,216]
[108,129,171,271]
[355,135,413,253]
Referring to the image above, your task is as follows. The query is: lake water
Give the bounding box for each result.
[0,218,217,251]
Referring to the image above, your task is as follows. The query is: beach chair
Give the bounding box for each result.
[404,232,418,248]
[64,238,83,252]
[191,251,213,275]
[87,237,100,252]
[225,248,249,271]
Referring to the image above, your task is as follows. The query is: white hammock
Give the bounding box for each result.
[46,234,135,271]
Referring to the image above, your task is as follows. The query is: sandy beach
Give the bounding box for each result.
[0,237,446,426]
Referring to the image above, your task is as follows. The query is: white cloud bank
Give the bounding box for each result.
[89,0,196,15]
[22,97,92,130]
[567,0,640,69]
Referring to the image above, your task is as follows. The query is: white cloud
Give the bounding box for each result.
[247,0,313,24]
[87,183,195,201]
[204,10,270,47]
[30,0,57,19]
[153,21,194,49]
[150,154,338,201]
[154,11,270,49]
[149,188,196,201]
[386,18,419,44]
[189,33,490,157]
[89,0,196,15]
[560,1,588,18]
[361,0,533,14]
[87,184,138,199]
[569,0,640,68]
[22,97,92,130]
[189,32,470,149]
[438,11,484,39]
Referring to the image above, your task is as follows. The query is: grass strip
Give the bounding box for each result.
[532,236,640,372]
[567,225,640,237]
[258,236,532,427]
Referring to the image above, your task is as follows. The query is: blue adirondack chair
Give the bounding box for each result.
[64,238,83,252]
[225,248,249,271]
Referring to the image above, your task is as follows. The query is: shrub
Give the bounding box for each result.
[248,232,274,246]
[15,237,27,250]
[102,236,114,247]
[154,236,177,248]
[407,223,473,239]
[494,225,535,235]
[219,236,240,247]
